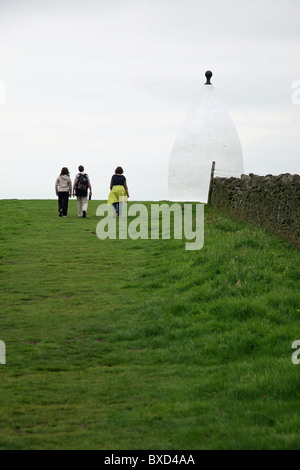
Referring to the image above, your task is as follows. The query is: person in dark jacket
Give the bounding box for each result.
[72,165,92,218]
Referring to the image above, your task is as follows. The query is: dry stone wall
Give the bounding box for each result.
[210,173,300,247]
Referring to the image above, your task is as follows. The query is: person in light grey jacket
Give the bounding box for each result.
[55,167,72,217]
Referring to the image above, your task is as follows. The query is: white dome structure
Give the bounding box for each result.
[168,71,244,203]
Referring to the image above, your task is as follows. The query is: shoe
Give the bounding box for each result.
[83,210,86,218]
[59,210,63,217]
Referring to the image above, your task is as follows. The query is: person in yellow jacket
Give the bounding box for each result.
[107,166,129,217]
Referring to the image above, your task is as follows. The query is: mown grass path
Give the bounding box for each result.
[0,199,300,449]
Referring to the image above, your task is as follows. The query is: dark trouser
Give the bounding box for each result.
[58,192,69,216]
[112,202,123,216]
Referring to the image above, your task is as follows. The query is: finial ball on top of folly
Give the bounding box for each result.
[204,70,213,85]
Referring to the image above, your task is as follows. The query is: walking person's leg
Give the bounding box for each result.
[82,196,88,217]
[77,196,83,217]
[112,202,119,217]
[118,201,122,217]
[62,192,69,216]
[58,192,63,216]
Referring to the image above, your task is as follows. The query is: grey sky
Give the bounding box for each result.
[0,0,299,200]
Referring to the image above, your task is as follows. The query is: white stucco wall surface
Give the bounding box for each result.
[168,84,244,203]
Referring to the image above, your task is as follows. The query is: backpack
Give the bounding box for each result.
[76,173,88,196]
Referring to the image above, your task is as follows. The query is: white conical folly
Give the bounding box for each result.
[168,71,244,202]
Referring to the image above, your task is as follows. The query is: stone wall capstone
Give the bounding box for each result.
[210,173,300,247]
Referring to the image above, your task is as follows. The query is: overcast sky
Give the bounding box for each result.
[0,0,299,200]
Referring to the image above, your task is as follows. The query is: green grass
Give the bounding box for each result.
[0,199,300,450]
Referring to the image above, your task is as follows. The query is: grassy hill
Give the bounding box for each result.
[0,199,300,450]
